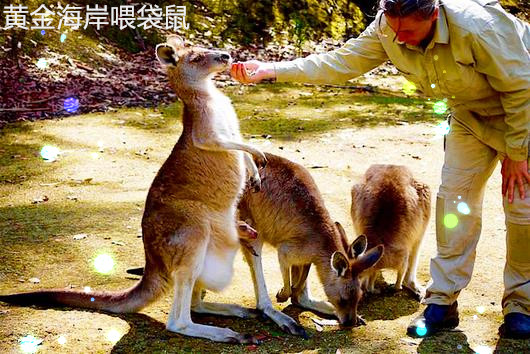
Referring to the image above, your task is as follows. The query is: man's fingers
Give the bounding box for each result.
[507,178,515,203]
[230,63,238,79]
[524,170,530,186]
[238,63,250,83]
[502,175,507,197]
[517,177,526,200]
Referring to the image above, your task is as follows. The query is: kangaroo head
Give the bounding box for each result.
[155,35,232,95]
[327,226,384,327]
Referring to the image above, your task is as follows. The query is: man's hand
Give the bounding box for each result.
[230,60,275,84]
[501,158,530,203]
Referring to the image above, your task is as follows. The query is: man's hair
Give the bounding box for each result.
[378,0,439,19]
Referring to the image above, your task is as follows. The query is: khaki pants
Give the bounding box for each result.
[425,111,530,316]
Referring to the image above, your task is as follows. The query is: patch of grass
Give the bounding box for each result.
[223,83,440,139]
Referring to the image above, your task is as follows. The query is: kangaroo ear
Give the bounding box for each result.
[167,35,185,50]
[156,44,178,66]
[348,234,367,259]
[335,221,347,240]
[331,251,349,277]
[353,245,384,273]
[335,221,349,251]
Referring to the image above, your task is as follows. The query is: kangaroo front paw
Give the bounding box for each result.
[403,283,425,301]
[249,174,262,192]
[254,152,267,169]
[282,322,309,339]
[276,288,291,303]
[237,221,258,240]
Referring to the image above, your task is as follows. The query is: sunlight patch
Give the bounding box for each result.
[94,254,115,274]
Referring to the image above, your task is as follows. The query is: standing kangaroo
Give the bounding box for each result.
[238,153,385,331]
[0,36,267,344]
[350,164,431,297]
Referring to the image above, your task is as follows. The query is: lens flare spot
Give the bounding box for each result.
[433,101,448,115]
[106,329,122,343]
[60,33,67,42]
[64,97,80,113]
[433,55,439,61]
[57,336,67,345]
[40,30,45,35]
[19,335,42,353]
[90,297,95,302]
[83,286,91,293]
[91,152,100,160]
[434,120,450,136]
[94,254,114,274]
[444,214,458,229]
[457,202,470,215]
[431,83,436,88]
[36,58,48,70]
[40,145,60,162]
[476,306,486,314]
[457,344,463,350]
[415,322,427,337]
[402,80,417,95]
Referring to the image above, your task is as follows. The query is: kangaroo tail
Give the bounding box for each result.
[0,264,169,313]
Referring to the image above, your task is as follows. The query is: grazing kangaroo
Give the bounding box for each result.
[0,36,267,344]
[350,164,431,297]
[238,153,385,330]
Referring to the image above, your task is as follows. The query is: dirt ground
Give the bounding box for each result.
[0,82,528,353]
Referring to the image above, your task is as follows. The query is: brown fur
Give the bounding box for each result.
[0,36,266,344]
[351,164,431,295]
[239,153,384,329]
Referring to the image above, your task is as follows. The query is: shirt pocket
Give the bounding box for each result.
[442,62,479,98]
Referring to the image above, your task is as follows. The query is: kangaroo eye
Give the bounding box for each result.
[190,55,203,63]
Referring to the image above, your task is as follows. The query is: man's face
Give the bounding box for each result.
[385,9,438,46]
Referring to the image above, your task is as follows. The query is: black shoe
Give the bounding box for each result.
[499,312,530,339]
[407,302,459,338]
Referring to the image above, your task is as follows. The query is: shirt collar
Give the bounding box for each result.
[430,6,449,46]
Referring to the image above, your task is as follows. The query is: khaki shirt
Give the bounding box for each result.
[274,0,530,161]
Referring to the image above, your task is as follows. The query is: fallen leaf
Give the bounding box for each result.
[32,195,49,204]
[29,277,40,284]
[311,317,339,326]
[72,233,88,240]
[112,240,125,246]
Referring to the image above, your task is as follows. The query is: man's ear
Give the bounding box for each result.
[156,44,178,66]
[431,7,439,22]
[331,251,349,277]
